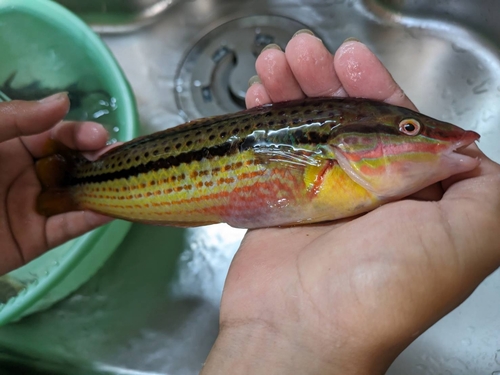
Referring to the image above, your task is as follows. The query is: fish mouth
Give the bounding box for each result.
[445,130,481,173]
[452,130,480,153]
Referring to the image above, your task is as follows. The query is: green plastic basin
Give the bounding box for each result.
[0,0,139,324]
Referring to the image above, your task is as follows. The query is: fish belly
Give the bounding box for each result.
[71,152,381,228]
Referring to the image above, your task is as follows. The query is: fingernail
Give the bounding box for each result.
[343,37,360,43]
[261,43,282,52]
[248,75,262,87]
[293,29,315,38]
[39,92,68,104]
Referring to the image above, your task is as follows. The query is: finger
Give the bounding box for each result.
[0,231,24,276]
[22,121,109,158]
[46,211,113,251]
[0,93,69,143]
[6,166,113,266]
[6,168,46,264]
[245,76,272,108]
[51,121,109,151]
[334,40,418,111]
[255,44,305,102]
[7,143,115,267]
[285,32,346,97]
[83,141,123,161]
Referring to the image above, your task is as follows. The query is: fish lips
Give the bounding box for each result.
[454,129,480,150]
[445,130,481,174]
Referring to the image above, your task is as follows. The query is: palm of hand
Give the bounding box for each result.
[0,127,49,268]
[0,95,110,275]
[217,35,500,367]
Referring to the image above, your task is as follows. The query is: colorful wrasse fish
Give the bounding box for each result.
[36,97,480,229]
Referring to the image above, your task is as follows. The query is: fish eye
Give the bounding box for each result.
[399,119,421,136]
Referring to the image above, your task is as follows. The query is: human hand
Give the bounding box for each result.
[0,93,112,276]
[201,33,500,374]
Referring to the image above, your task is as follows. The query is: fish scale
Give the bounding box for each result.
[72,98,354,181]
[35,97,480,229]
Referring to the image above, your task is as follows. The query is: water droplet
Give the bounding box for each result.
[406,28,420,39]
[454,106,473,116]
[495,350,500,365]
[108,138,118,145]
[93,109,110,119]
[70,294,85,303]
[176,85,183,93]
[95,294,107,303]
[461,338,471,346]
[442,87,452,99]
[193,80,201,87]
[466,77,476,85]
[452,42,467,53]
[414,364,427,372]
[113,126,119,133]
[472,79,490,94]
[447,357,469,371]
[482,108,495,122]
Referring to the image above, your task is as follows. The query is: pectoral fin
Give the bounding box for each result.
[253,144,335,170]
[303,160,338,197]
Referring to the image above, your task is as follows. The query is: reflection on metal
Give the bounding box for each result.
[175,15,311,120]
[55,0,179,33]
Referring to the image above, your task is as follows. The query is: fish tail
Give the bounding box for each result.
[35,140,86,216]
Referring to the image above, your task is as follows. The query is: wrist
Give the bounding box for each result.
[199,321,391,375]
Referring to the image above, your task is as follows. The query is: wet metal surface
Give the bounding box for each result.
[174,15,310,119]
[54,0,179,33]
[0,0,499,374]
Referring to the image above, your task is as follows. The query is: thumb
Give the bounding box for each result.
[440,144,500,279]
[0,93,69,143]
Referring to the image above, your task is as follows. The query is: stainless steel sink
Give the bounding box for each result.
[0,0,499,374]
[54,0,179,33]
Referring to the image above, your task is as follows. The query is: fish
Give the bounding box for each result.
[35,97,480,229]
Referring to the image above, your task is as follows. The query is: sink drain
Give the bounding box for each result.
[174,15,312,120]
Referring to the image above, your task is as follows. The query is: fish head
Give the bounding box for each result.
[330,108,480,199]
